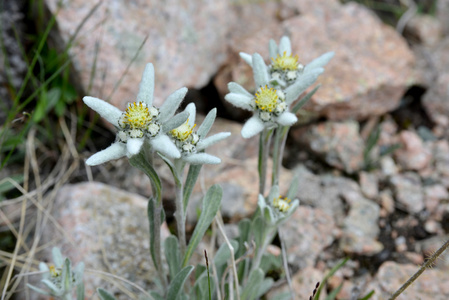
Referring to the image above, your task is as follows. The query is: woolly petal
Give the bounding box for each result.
[85,142,126,166]
[224,93,253,111]
[277,111,297,126]
[269,39,278,59]
[252,53,269,88]
[83,96,122,126]
[285,68,324,104]
[196,132,231,151]
[150,134,181,159]
[163,111,189,132]
[185,103,196,127]
[279,36,291,56]
[268,185,280,203]
[126,138,144,157]
[159,87,187,123]
[183,153,221,165]
[239,52,253,67]
[304,52,335,72]
[241,116,265,139]
[228,82,253,98]
[136,63,155,106]
[197,108,216,139]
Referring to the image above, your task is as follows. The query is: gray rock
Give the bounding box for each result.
[297,121,365,173]
[44,0,281,109]
[340,196,382,256]
[282,206,336,270]
[367,261,449,300]
[42,182,171,299]
[389,172,424,214]
[359,171,379,199]
[394,130,432,171]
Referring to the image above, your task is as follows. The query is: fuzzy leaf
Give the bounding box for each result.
[97,288,117,300]
[165,235,181,280]
[183,184,222,267]
[213,239,239,267]
[241,268,264,300]
[197,108,217,138]
[305,51,335,71]
[167,266,194,300]
[291,85,320,114]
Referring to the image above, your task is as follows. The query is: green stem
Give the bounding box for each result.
[389,239,449,300]
[174,159,187,257]
[251,227,275,272]
[258,129,273,196]
[271,126,289,187]
[153,201,168,290]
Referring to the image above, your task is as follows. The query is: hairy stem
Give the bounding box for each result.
[389,239,449,300]
[279,229,295,299]
[153,201,168,290]
[175,180,186,257]
[258,129,273,195]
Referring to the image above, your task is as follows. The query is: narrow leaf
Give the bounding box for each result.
[97,288,117,300]
[129,152,162,203]
[165,235,181,280]
[213,240,239,267]
[197,108,217,139]
[314,258,349,300]
[183,164,203,212]
[147,198,158,270]
[26,284,51,296]
[167,266,194,300]
[291,85,320,114]
[241,268,264,300]
[52,247,64,267]
[183,185,222,267]
[285,69,323,105]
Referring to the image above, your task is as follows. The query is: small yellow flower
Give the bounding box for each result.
[271,51,300,71]
[49,265,60,278]
[171,119,196,142]
[120,102,154,129]
[273,196,292,213]
[255,86,279,112]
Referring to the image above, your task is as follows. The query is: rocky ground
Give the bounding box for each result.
[2,0,449,299]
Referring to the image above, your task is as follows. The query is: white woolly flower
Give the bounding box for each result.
[169,103,230,165]
[239,36,334,89]
[83,63,186,166]
[225,53,298,139]
[257,185,299,226]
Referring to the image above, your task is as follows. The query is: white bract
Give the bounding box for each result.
[170,103,231,165]
[83,63,186,166]
[258,185,299,226]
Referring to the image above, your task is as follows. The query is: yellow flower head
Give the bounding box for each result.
[49,265,60,278]
[273,196,292,213]
[171,119,196,142]
[121,101,154,129]
[255,86,279,112]
[271,52,300,71]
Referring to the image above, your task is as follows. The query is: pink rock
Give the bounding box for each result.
[394,130,432,171]
[404,15,443,46]
[369,261,449,299]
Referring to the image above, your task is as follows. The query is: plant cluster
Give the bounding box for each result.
[29,36,339,299]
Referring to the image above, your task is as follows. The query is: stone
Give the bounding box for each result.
[44,0,280,110]
[394,130,432,171]
[404,15,443,46]
[359,171,379,199]
[215,2,415,121]
[282,206,336,270]
[340,197,382,256]
[367,261,449,299]
[379,156,399,177]
[415,235,449,271]
[40,182,171,299]
[389,172,424,214]
[295,121,365,173]
[422,72,449,128]
[424,184,448,215]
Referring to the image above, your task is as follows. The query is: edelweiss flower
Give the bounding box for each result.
[226,36,334,139]
[169,103,230,165]
[84,63,185,166]
[258,185,299,225]
[225,53,298,138]
[239,36,334,89]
